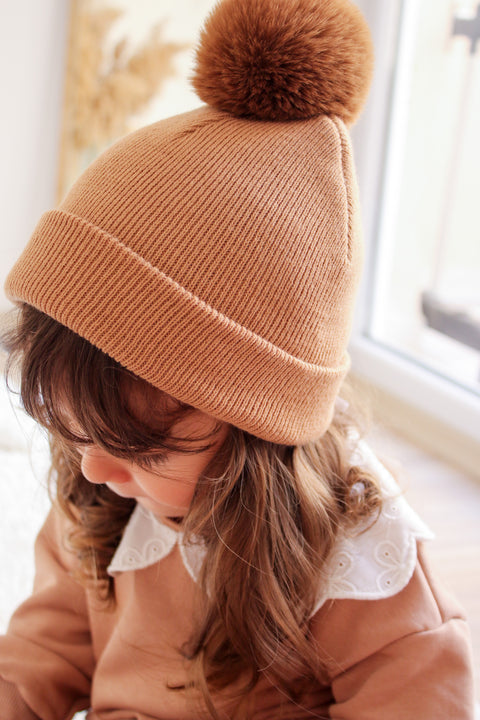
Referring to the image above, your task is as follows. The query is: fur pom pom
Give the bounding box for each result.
[192,0,374,123]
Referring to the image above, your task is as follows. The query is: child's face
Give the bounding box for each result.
[75,405,229,521]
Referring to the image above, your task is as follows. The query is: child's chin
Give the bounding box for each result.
[136,496,186,520]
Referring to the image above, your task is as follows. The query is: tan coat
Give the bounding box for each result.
[0,506,474,719]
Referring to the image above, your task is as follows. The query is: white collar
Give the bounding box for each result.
[107,505,204,583]
[107,438,433,613]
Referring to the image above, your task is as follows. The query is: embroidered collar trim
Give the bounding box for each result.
[107,439,434,614]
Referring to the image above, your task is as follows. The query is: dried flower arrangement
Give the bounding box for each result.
[57,0,187,201]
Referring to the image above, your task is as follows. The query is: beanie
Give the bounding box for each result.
[5,0,374,445]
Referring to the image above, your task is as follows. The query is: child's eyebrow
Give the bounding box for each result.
[126,391,186,425]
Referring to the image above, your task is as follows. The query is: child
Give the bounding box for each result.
[0,0,475,717]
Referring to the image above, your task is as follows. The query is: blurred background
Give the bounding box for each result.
[0,0,479,704]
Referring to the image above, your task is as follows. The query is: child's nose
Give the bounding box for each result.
[80,446,131,486]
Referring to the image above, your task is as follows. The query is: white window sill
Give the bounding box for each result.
[349,334,480,480]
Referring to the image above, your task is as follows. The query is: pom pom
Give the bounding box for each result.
[192,0,374,124]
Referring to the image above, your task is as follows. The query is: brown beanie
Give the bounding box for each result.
[5,0,374,445]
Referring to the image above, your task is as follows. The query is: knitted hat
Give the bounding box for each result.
[5,0,373,445]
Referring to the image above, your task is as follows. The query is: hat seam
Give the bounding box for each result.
[330,115,353,265]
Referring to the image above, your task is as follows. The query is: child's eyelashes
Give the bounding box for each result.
[70,440,169,472]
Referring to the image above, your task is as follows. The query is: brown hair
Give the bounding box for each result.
[2,302,383,718]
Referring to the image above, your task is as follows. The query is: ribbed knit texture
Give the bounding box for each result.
[6,107,363,444]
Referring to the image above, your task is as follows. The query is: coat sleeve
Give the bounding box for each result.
[310,544,475,720]
[0,506,95,720]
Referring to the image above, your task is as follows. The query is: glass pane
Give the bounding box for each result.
[368,0,480,395]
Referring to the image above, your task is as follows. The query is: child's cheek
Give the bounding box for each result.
[136,465,199,507]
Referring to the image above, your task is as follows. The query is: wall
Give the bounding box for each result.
[0,1,70,313]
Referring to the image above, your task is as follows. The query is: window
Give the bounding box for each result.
[351,0,480,444]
